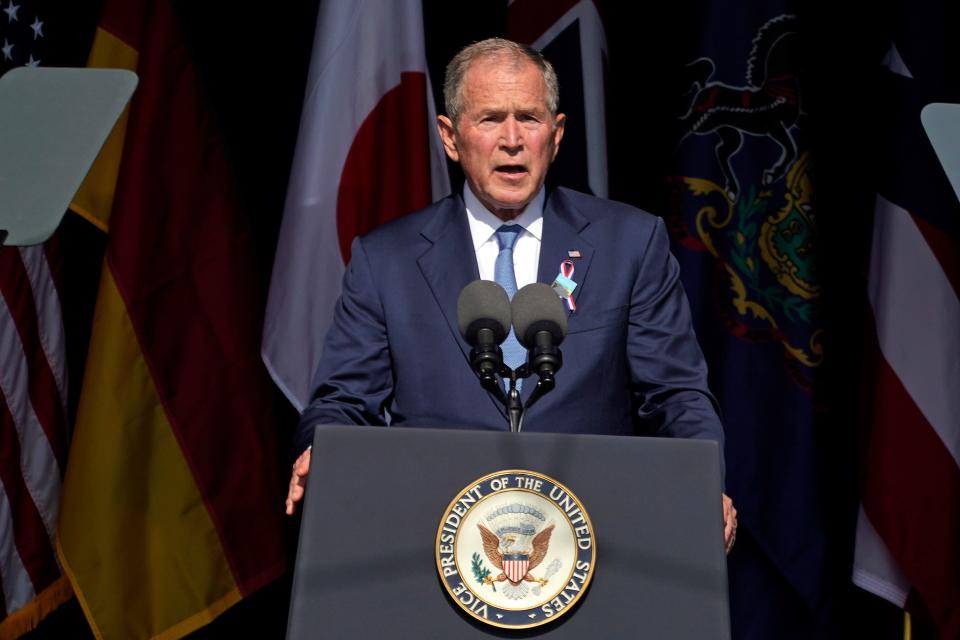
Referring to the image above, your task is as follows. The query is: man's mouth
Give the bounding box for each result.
[495,165,527,176]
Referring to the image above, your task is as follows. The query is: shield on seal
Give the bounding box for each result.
[502,553,529,583]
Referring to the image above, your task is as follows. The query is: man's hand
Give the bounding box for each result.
[722,493,737,554]
[285,447,312,515]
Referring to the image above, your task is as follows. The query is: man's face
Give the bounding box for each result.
[438,57,565,221]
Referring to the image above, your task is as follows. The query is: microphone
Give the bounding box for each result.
[457,280,511,398]
[511,283,567,396]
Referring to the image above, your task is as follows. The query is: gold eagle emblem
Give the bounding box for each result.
[477,522,554,586]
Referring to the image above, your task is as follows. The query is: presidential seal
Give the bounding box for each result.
[435,470,596,629]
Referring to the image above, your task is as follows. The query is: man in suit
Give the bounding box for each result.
[285,38,737,551]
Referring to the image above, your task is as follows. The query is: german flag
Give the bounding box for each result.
[57,1,286,638]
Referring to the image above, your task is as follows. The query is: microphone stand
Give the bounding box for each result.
[468,349,559,433]
[505,366,527,433]
[522,331,562,413]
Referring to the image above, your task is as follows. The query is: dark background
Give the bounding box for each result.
[19,0,925,637]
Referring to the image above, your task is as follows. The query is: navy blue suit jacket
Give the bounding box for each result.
[296,187,724,477]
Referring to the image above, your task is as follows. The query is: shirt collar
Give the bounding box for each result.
[463,181,545,251]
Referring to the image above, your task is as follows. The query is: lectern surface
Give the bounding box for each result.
[288,425,730,639]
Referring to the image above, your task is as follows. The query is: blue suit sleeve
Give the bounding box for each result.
[294,237,393,453]
[629,217,726,482]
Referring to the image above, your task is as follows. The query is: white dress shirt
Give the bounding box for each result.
[463,181,544,288]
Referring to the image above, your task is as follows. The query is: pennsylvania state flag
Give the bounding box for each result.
[667,9,826,639]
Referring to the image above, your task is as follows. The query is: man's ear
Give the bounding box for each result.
[437,115,460,162]
[550,113,566,161]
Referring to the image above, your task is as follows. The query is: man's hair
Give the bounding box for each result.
[443,37,559,126]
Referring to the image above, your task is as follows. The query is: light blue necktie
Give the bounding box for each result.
[495,225,525,389]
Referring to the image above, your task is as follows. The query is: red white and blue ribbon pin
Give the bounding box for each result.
[551,259,578,312]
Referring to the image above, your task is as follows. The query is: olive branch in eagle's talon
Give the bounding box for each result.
[471,552,495,592]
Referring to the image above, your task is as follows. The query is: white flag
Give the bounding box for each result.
[263,0,450,410]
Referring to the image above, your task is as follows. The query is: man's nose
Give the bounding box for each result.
[499,118,522,151]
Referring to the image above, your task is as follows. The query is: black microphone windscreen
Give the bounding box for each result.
[457,280,511,345]
[511,283,567,348]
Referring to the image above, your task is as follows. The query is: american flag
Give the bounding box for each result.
[0,0,47,72]
[0,0,71,632]
[852,2,960,635]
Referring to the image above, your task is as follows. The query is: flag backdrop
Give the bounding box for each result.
[56,1,286,638]
[666,7,826,638]
[262,0,451,412]
[0,2,78,635]
[853,2,960,635]
[4,1,952,637]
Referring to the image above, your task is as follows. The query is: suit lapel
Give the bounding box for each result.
[417,195,507,420]
[417,195,479,363]
[525,188,594,405]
